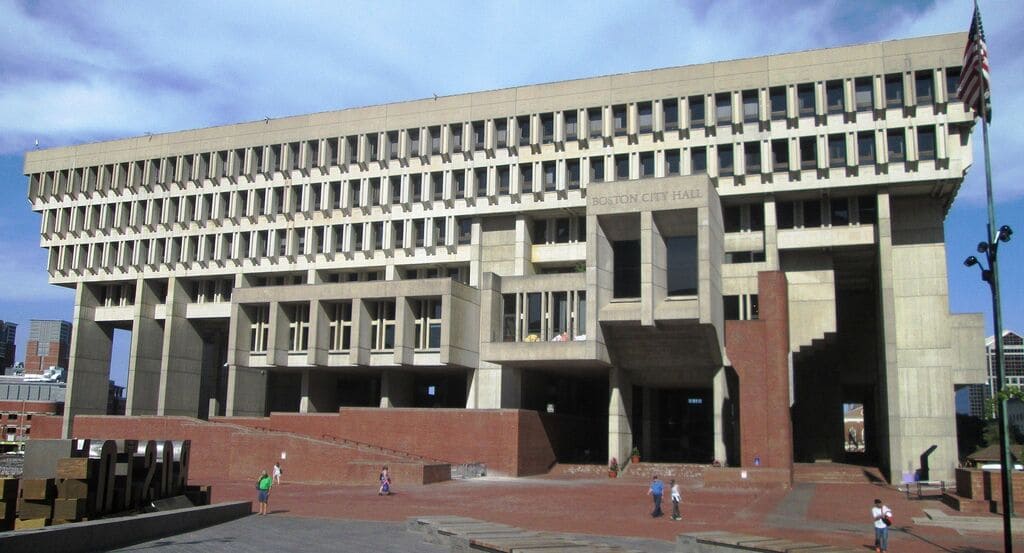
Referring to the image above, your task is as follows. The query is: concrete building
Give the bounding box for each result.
[22,33,986,483]
[966,330,1024,420]
[23,319,72,375]
[0,320,16,370]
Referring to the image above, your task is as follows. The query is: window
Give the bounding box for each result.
[828,135,846,168]
[389,176,402,204]
[409,128,420,157]
[542,162,556,192]
[798,137,815,169]
[769,86,787,120]
[917,126,936,160]
[249,306,270,353]
[742,90,758,123]
[855,77,874,111]
[366,133,379,162]
[858,194,877,224]
[551,292,569,337]
[472,121,485,150]
[803,199,822,228]
[945,67,962,102]
[502,294,517,342]
[830,197,850,226]
[724,206,742,233]
[431,172,443,202]
[745,142,761,173]
[638,102,653,133]
[457,218,472,245]
[541,113,554,144]
[590,156,605,183]
[771,139,788,171]
[719,145,734,177]
[287,304,310,352]
[887,129,906,162]
[776,201,795,229]
[639,151,655,178]
[826,80,844,114]
[470,167,485,197]
[429,126,441,155]
[689,95,705,128]
[566,159,581,189]
[495,119,508,148]
[329,302,352,351]
[526,292,542,337]
[857,131,875,165]
[414,299,442,350]
[520,164,533,191]
[612,105,627,136]
[885,73,903,108]
[497,166,511,195]
[715,93,732,126]
[665,150,680,176]
[451,124,463,153]
[555,218,570,243]
[588,107,603,138]
[915,71,934,105]
[413,220,425,247]
[387,131,399,160]
[797,83,815,117]
[613,240,641,298]
[750,204,764,231]
[724,295,759,320]
[411,174,422,202]
[667,236,698,296]
[691,147,707,175]
[369,301,396,350]
[351,224,363,251]
[724,251,766,264]
[517,116,530,146]
[614,154,630,180]
[369,178,381,206]
[533,219,547,243]
[565,111,578,141]
[454,170,466,199]
[371,221,384,250]
[663,99,679,131]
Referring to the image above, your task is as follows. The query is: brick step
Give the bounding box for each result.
[792,462,884,484]
[621,462,708,481]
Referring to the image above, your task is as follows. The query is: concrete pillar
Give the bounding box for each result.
[308,300,329,367]
[63,282,114,437]
[380,370,414,407]
[300,369,335,413]
[125,279,162,415]
[640,211,655,326]
[394,297,415,365]
[157,277,203,416]
[514,214,533,276]
[608,366,633,466]
[713,366,728,463]
[225,303,266,417]
[351,298,372,366]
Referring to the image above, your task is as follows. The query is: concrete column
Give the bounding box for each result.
[351,298,372,365]
[608,366,633,466]
[514,215,533,276]
[63,282,114,437]
[713,365,728,463]
[300,370,336,413]
[225,303,266,417]
[394,297,415,365]
[125,279,162,415]
[640,211,655,327]
[308,300,329,367]
[157,277,203,416]
[268,301,288,367]
[380,370,414,408]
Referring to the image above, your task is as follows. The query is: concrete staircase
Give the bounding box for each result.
[621,462,707,482]
[792,462,885,484]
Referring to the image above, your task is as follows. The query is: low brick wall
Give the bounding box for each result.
[954,467,1024,506]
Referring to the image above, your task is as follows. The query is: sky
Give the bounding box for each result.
[0,0,1022,391]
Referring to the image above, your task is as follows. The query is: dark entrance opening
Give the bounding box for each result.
[522,370,608,463]
[413,373,467,407]
[634,387,713,463]
[267,371,301,413]
[336,374,380,407]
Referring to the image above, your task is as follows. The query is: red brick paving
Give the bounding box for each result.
[206,475,1019,552]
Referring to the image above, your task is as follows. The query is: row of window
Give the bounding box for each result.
[723,195,877,233]
[247,298,442,354]
[28,66,962,202]
[501,290,587,342]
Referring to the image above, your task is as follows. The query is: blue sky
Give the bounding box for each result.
[0,0,1022,389]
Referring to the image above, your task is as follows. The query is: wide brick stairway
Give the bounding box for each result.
[793,462,886,484]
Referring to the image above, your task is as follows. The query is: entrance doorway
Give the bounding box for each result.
[634,387,713,463]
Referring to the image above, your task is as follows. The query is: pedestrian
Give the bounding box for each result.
[273,462,282,485]
[647,475,664,517]
[378,465,391,496]
[871,498,892,552]
[670,479,682,520]
[256,470,273,515]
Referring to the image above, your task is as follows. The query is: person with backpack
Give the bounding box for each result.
[256,470,273,515]
[871,498,893,552]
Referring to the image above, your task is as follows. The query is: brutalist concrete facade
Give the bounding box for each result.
[23,33,985,482]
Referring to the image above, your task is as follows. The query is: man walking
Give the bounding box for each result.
[871,498,892,552]
[670,479,682,520]
[648,475,664,518]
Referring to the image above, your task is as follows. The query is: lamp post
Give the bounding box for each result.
[964,222,1015,550]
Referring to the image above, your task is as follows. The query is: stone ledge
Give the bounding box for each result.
[0,501,252,553]
[677,531,862,552]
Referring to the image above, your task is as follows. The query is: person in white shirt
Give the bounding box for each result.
[273,462,282,485]
[670,479,682,520]
[871,498,892,552]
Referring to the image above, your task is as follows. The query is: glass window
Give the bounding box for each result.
[719,145,734,176]
[858,194,877,224]
[552,292,568,336]
[797,83,815,116]
[745,142,761,173]
[885,74,903,107]
[613,240,641,299]
[590,157,605,183]
[565,111,578,141]
[431,172,443,201]
[663,99,679,131]
[638,102,653,133]
[566,159,580,189]
[828,134,846,168]
[451,124,463,153]
[520,164,533,190]
[409,128,420,157]
[830,197,850,226]
[517,116,530,146]
[771,139,788,171]
[749,203,764,231]
[498,166,511,195]
[857,131,875,165]
[429,126,441,154]
[826,80,844,114]
[769,86,786,120]
[666,236,698,296]
[526,292,542,336]
[915,71,934,105]
[411,174,422,202]
[588,108,602,138]
[541,113,554,144]
[615,154,629,180]
[639,151,655,178]
[476,167,488,197]
[724,206,742,233]
[887,129,905,162]
[803,199,822,228]
[777,201,795,229]
[534,219,548,243]
[555,218,570,243]
[917,126,936,160]
[855,77,873,111]
[543,161,556,191]
[665,150,680,176]
[689,95,705,128]
[472,121,485,150]
[387,131,399,160]
[502,294,516,342]
[738,90,758,123]
[945,67,962,102]
[458,218,472,245]
[495,119,508,148]
[715,93,732,126]
[612,105,627,136]
[691,147,707,174]
[454,170,466,198]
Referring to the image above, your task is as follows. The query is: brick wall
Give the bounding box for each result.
[0,400,61,441]
[955,468,1024,505]
[724,271,794,474]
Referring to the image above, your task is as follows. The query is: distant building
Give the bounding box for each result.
[966,331,1023,420]
[0,371,66,448]
[24,319,71,375]
[0,320,16,370]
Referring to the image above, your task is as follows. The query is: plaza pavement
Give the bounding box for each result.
[116,472,1020,552]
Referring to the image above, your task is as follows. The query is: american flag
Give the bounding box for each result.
[957,3,991,122]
